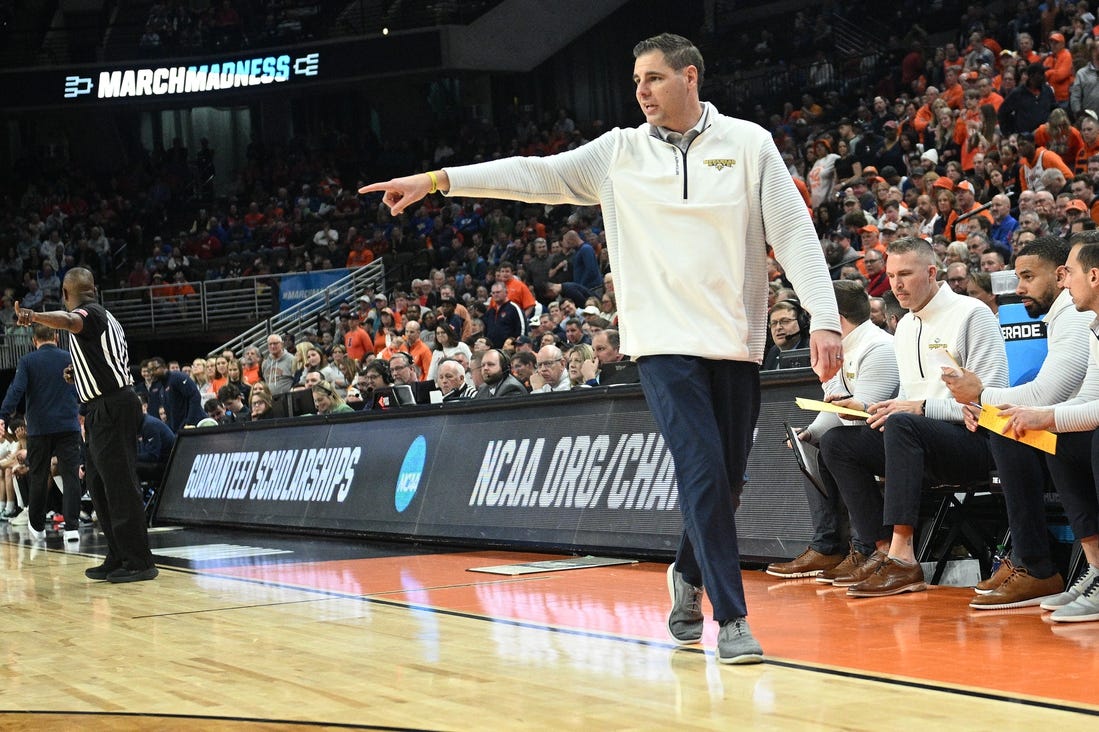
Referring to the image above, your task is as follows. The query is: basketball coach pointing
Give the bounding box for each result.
[15,267,158,583]
[361,33,841,663]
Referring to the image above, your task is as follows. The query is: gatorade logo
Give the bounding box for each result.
[395,436,427,512]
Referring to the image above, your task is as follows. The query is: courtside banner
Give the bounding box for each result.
[155,391,684,554]
[155,379,816,559]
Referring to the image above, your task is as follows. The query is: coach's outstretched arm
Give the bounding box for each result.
[359,170,451,216]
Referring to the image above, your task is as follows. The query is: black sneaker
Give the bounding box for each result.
[106,566,159,584]
[85,561,121,580]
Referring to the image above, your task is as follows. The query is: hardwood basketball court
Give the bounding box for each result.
[2,523,1097,729]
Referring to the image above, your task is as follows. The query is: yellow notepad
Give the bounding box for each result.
[795,397,870,419]
[977,406,1058,455]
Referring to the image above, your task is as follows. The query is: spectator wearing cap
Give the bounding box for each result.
[919,148,941,175]
[945,180,993,241]
[343,312,372,362]
[1071,43,1099,122]
[1044,32,1075,107]
[825,229,863,280]
[1064,197,1091,232]
[1017,131,1074,194]
[999,63,1057,137]
[578,304,604,324]
[858,224,883,256]
[880,218,902,243]
[874,120,907,176]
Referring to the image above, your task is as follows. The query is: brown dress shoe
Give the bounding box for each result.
[846,557,927,597]
[766,548,844,578]
[973,558,1015,595]
[970,567,1064,609]
[831,550,888,588]
[816,548,870,585]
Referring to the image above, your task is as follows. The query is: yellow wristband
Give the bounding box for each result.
[427,171,438,195]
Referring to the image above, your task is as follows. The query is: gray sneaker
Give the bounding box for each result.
[717,617,763,665]
[666,563,703,645]
[1050,572,1099,622]
[8,509,27,526]
[1040,565,1099,611]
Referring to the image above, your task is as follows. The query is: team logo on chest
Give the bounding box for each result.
[704,158,736,170]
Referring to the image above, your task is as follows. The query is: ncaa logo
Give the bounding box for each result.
[395,436,427,512]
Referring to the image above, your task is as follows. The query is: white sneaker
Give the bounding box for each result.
[8,510,28,526]
[1050,573,1099,623]
[26,526,46,542]
[1041,565,1099,611]
[63,530,79,543]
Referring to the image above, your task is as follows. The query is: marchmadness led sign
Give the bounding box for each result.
[0,30,443,110]
[63,52,318,100]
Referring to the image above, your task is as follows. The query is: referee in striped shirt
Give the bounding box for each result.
[15,267,157,583]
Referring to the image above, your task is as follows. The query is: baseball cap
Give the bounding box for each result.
[859,224,879,234]
[955,180,975,193]
[1050,32,1066,43]
[883,120,899,130]
[1067,199,1088,213]
[529,316,542,327]
[580,305,601,316]
[374,293,388,303]
[932,177,955,191]
[880,221,899,232]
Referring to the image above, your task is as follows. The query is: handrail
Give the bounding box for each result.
[207,259,386,358]
[97,260,384,352]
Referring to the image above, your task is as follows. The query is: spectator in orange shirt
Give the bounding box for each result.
[345,239,374,268]
[397,320,432,380]
[240,346,261,384]
[1035,107,1084,167]
[343,313,372,362]
[496,261,536,316]
[975,75,1004,111]
[942,66,965,109]
[1074,111,1099,175]
[1043,32,1075,105]
[912,87,940,138]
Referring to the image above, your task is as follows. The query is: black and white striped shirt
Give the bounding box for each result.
[69,302,133,402]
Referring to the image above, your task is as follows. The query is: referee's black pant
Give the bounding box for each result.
[85,387,153,570]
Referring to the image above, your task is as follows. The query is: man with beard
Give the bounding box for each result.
[825,229,863,279]
[944,237,1093,609]
[472,349,527,399]
[147,356,205,432]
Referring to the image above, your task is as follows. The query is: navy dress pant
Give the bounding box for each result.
[638,356,759,621]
